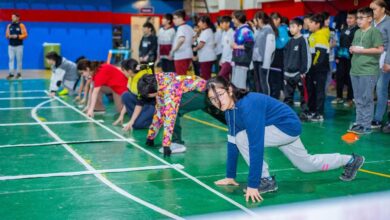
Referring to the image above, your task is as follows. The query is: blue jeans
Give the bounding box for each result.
[374,71,390,121]
[121,92,155,129]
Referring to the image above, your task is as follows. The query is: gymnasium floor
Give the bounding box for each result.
[0,72,389,219]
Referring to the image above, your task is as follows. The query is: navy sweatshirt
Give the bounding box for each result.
[225,93,301,188]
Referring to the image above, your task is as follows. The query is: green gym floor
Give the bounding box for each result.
[0,75,389,219]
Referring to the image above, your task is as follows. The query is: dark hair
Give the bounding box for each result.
[220,16,232,24]
[357,7,374,17]
[232,10,246,24]
[303,13,314,19]
[143,22,156,35]
[206,76,249,109]
[75,56,86,64]
[173,9,186,20]
[45,51,62,68]
[322,11,330,20]
[254,11,279,37]
[77,59,104,75]
[371,0,390,15]
[309,13,325,28]
[137,74,157,100]
[270,12,282,20]
[163,13,173,25]
[12,12,20,18]
[281,16,289,25]
[197,15,216,32]
[290,17,304,27]
[121,58,139,72]
[348,9,358,16]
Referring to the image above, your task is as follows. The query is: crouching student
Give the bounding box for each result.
[45,51,79,97]
[206,76,364,203]
[113,59,155,130]
[138,72,225,157]
[77,59,127,117]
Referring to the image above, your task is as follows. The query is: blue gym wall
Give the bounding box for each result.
[0,0,183,70]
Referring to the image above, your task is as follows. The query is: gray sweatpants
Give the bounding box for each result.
[8,45,24,75]
[231,65,248,89]
[232,126,351,178]
[351,75,378,129]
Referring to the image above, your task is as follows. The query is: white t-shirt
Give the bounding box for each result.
[158,27,175,58]
[214,28,223,55]
[198,28,217,62]
[172,24,194,60]
[220,28,234,64]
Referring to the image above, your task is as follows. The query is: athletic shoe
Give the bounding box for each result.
[243,176,278,194]
[6,74,14,80]
[331,98,344,104]
[348,124,372,135]
[382,122,390,134]
[371,120,382,129]
[159,143,187,154]
[343,100,353,107]
[340,154,365,181]
[310,114,324,122]
[58,88,69,96]
[15,73,22,80]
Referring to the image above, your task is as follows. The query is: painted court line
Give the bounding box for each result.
[0,90,45,94]
[184,114,390,179]
[0,96,49,100]
[51,92,258,217]
[0,120,103,127]
[0,106,68,111]
[31,99,184,220]
[0,138,133,149]
[0,164,185,181]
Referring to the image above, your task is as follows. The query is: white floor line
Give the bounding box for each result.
[0,138,133,149]
[0,164,185,181]
[51,92,258,217]
[31,99,183,220]
[0,90,45,94]
[0,96,49,100]
[0,106,69,111]
[0,120,103,127]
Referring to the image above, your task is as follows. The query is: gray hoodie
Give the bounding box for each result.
[252,24,276,69]
[50,57,78,92]
[374,15,390,65]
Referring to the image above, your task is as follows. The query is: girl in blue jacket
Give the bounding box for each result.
[206,76,364,203]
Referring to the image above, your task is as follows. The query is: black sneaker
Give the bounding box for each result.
[340,154,365,181]
[310,114,324,122]
[15,73,22,80]
[6,74,14,80]
[163,147,172,158]
[371,120,382,129]
[243,176,278,194]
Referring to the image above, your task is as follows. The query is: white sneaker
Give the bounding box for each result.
[159,143,187,154]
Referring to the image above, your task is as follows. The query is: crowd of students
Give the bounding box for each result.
[41,1,390,202]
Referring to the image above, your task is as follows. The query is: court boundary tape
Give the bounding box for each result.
[0,138,134,149]
[0,106,68,111]
[0,119,104,127]
[183,115,390,179]
[0,96,49,100]
[0,90,46,94]
[31,99,184,220]
[0,164,184,181]
[50,92,258,217]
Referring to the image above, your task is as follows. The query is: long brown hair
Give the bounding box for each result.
[77,59,104,75]
[371,0,390,15]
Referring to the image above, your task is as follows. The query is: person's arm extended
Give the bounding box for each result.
[123,105,143,131]
[87,86,101,117]
[113,106,127,126]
